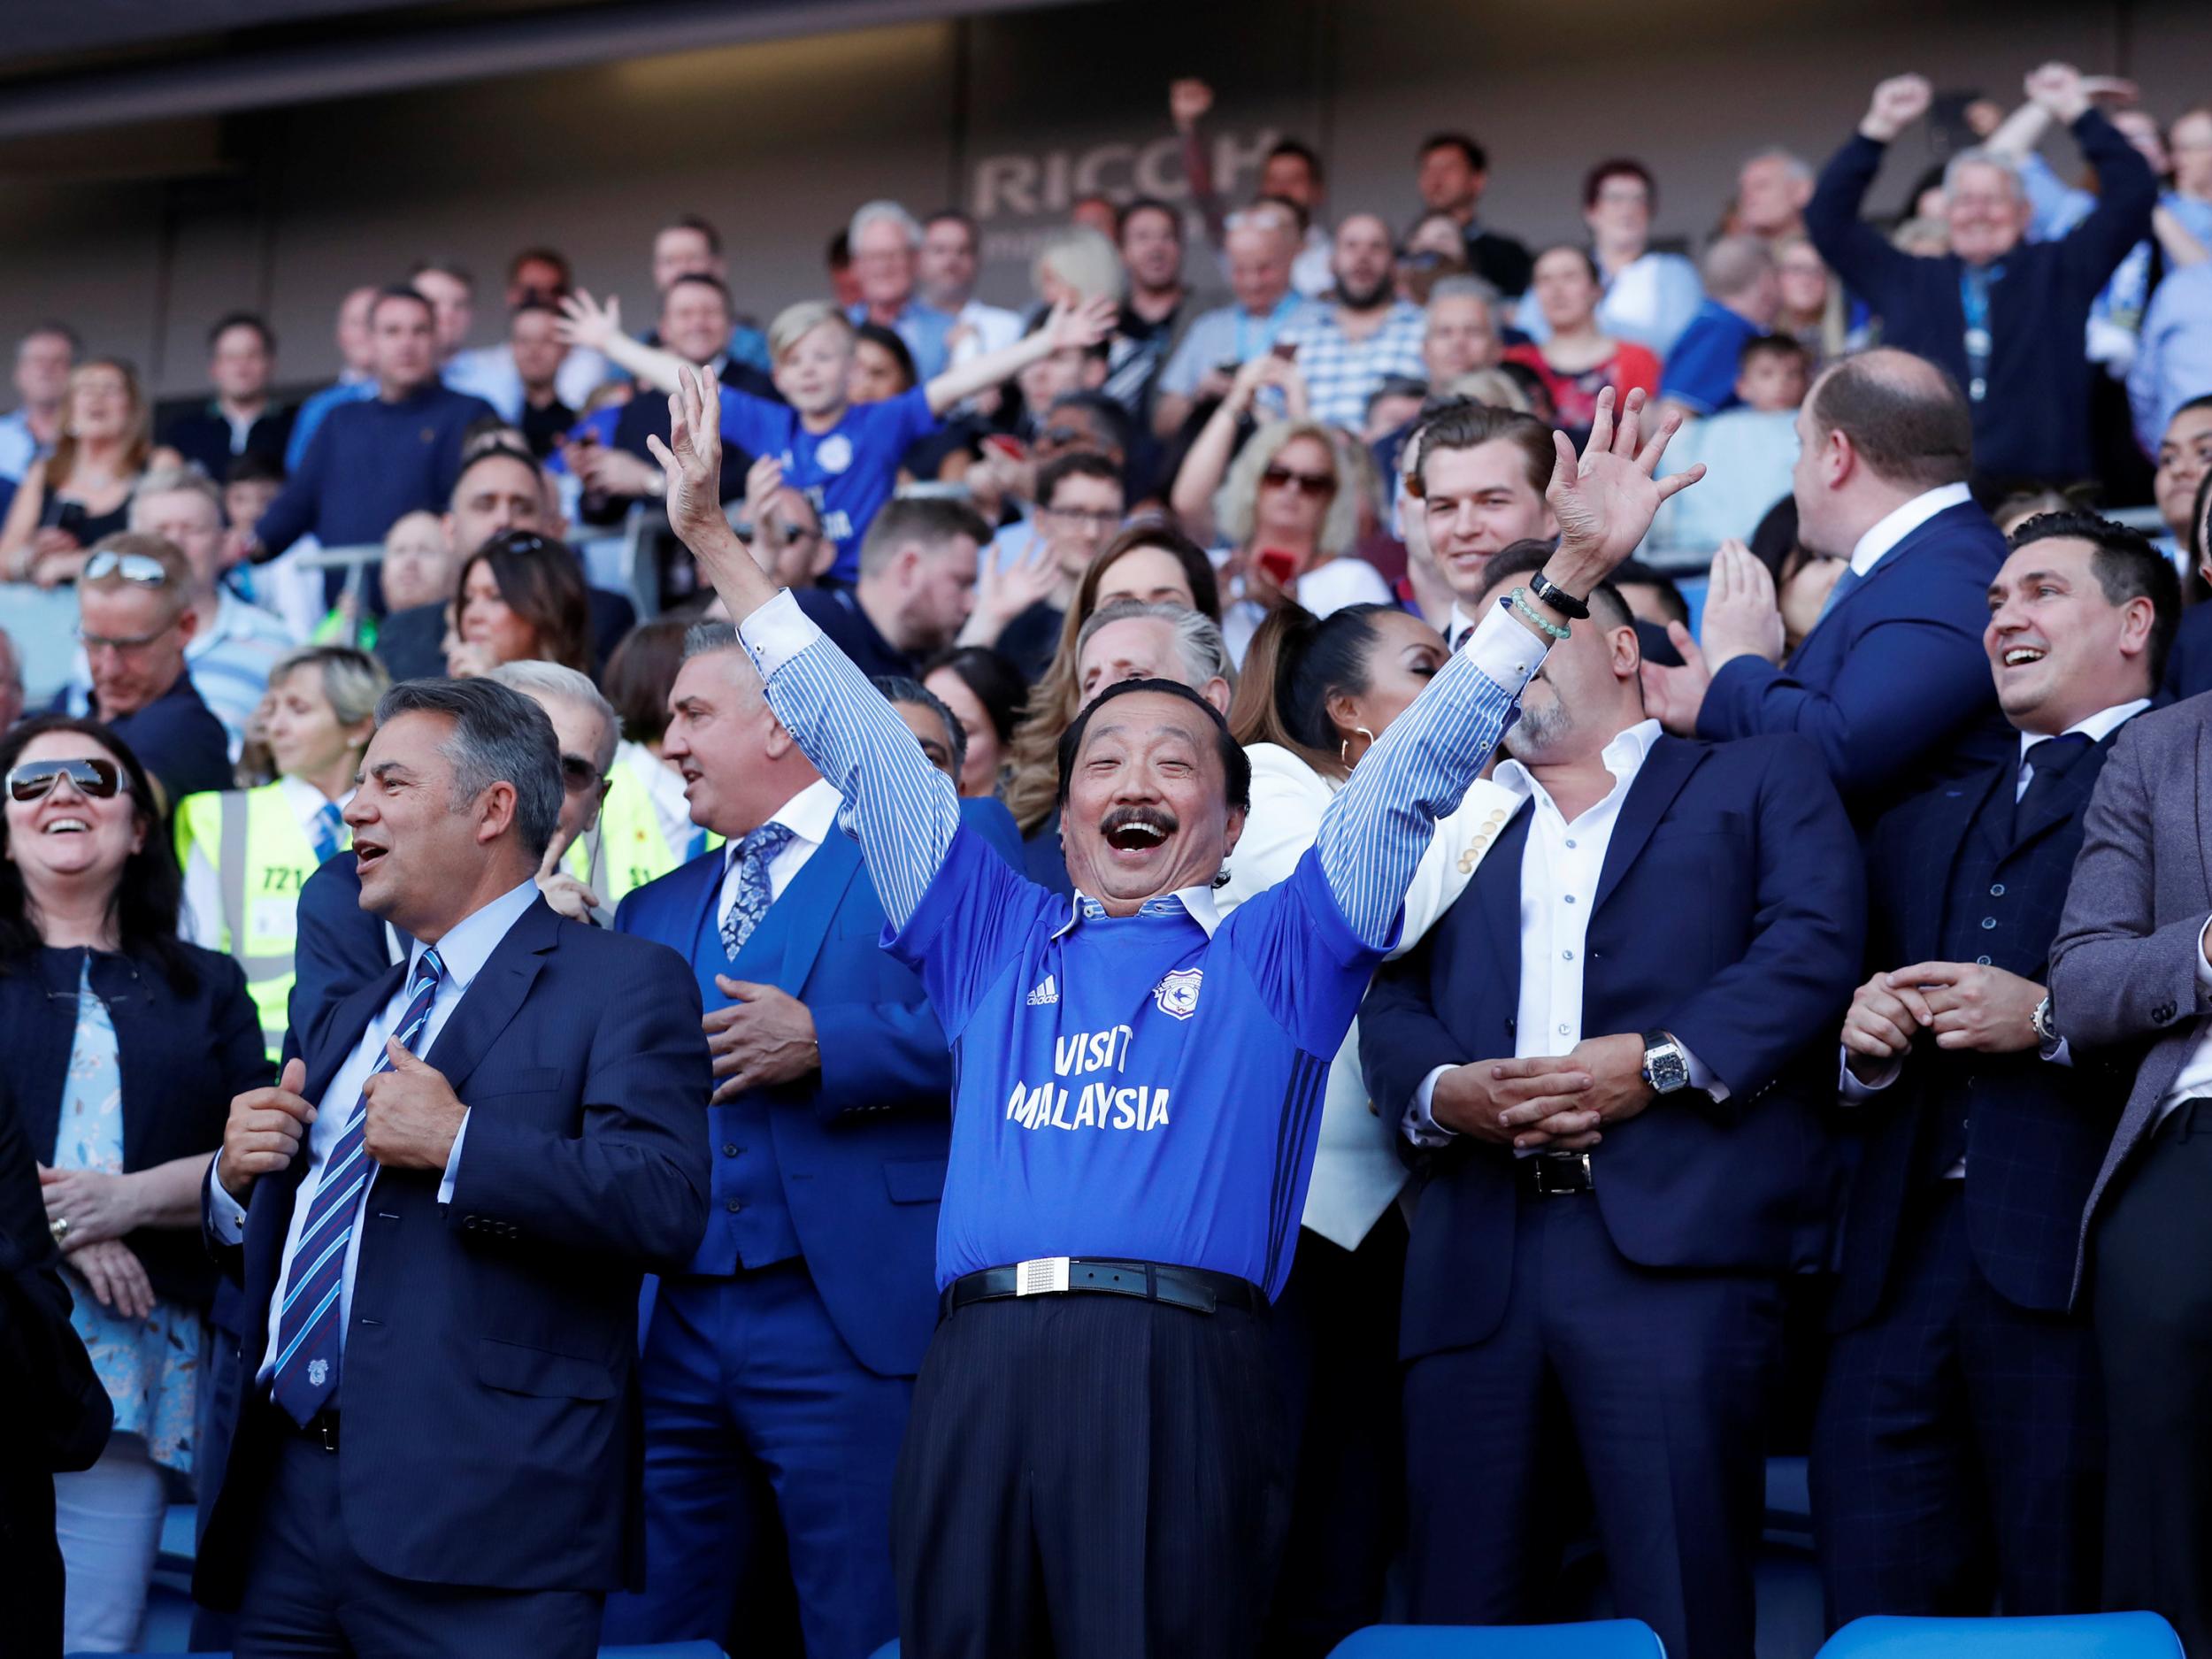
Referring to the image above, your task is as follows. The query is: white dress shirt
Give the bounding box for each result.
[1838,698,2151,1110]
[1845,480,1976,580]
[180,776,351,949]
[210,877,542,1388]
[1407,718,1722,1142]
[715,776,841,929]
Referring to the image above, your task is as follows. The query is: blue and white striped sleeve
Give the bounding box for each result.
[1316,599,1546,948]
[735,589,962,929]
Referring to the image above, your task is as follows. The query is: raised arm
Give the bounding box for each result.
[924,296,1117,416]
[1805,73,1933,301]
[558,290,695,396]
[1317,388,1703,947]
[649,367,959,927]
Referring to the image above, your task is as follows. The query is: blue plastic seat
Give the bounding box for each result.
[1816,1614,2185,1659]
[1330,1621,1667,1657]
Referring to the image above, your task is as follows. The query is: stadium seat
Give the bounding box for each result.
[1816,1613,2185,1658]
[1329,1621,1668,1657]
[598,1647,731,1659]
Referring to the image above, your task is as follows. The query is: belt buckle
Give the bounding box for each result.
[1015,1256,1071,1296]
[1535,1152,1592,1195]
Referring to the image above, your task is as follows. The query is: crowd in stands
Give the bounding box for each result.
[5,51,2212,1659]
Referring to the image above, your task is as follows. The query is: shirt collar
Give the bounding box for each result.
[275,773,351,828]
[1051,883,1223,941]
[410,876,539,995]
[1494,718,1664,805]
[1848,481,1975,577]
[2017,699,2150,767]
[724,776,841,869]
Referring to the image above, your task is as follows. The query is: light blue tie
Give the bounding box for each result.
[1815,564,1864,629]
[309,803,345,865]
[719,822,794,959]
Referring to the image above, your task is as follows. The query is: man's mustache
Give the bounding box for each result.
[1099,805,1179,848]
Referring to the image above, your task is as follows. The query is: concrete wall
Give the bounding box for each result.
[1,0,2205,396]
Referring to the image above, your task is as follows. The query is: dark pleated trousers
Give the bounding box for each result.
[891,1290,1291,1659]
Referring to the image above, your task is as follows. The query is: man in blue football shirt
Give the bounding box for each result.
[648,365,1701,1658]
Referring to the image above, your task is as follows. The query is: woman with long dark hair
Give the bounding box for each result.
[443,530,593,678]
[0,715,269,1649]
[1216,602,1520,1655]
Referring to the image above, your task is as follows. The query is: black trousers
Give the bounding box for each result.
[2096,1108,2212,1657]
[1402,1189,1781,1659]
[891,1289,1291,1659]
[0,1462,62,1659]
[233,1430,603,1658]
[1264,1212,1409,1659]
[1811,1183,2103,1624]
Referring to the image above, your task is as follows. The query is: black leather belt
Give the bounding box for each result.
[288,1410,341,1452]
[941,1257,1264,1319]
[1517,1152,1595,1197]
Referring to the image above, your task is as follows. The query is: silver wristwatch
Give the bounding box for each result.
[1641,1029,1691,1094]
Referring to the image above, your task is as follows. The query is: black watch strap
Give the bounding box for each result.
[1528,572,1592,620]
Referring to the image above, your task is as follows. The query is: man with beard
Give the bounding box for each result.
[651,361,1697,1657]
[1274,215,1429,432]
[1361,540,1863,1659]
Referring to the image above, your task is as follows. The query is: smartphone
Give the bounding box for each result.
[1271,340,1300,363]
[1255,547,1299,588]
[982,434,1028,464]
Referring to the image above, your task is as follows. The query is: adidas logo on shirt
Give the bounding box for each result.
[1026,974,1060,1007]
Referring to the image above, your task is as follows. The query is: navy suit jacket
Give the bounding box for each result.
[1697,498,2012,821]
[2159,602,2212,704]
[195,898,710,1604]
[1361,733,1864,1362]
[1832,739,2136,1326]
[615,795,1020,1378]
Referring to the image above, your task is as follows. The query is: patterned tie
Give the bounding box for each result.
[268,948,445,1426]
[309,803,346,865]
[718,822,794,959]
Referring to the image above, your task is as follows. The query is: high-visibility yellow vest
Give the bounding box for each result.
[565,757,719,912]
[174,783,324,1064]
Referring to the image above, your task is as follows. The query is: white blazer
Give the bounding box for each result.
[1215,741,1522,1250]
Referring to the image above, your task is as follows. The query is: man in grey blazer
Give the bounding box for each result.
[2048,690,2212,1655]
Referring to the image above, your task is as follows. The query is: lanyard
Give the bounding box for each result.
[1960,263,2002,403]
[1233,294,1294,362]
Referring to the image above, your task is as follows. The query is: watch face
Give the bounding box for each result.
[1647,1041,1690,1092]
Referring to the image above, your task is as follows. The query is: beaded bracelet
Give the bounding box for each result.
[1507,587,1571,641]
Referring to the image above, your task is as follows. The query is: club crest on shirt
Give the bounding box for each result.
[1152,967,1203,1021]
[816,433,854,474]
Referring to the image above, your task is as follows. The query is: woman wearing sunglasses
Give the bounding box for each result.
[1170,354,1393,665]
[0,715,268,1650]
[173,646,388,1064]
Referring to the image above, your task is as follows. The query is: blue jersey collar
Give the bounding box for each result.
[1052,883,1223,941]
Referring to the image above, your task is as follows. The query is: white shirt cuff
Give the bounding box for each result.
[1837,1043,1902,1102]
[2196,916,2212,988]
[208,1154,249,1243]
[1464,599,1550,698]
[436,1110,471,1207]
[2040,1036,2075,1069]
[735,587,822,680]
[1677,1041,1727,1102]
[1402,1064,1457,1147]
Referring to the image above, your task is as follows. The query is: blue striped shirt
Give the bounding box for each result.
[736,590,1544,1297]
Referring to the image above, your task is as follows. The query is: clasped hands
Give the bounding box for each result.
[219,1049,468,1205]
[1841,960,2043,1083]
[1431,1033,1655,1153]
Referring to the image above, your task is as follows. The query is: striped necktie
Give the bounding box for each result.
[268,948,445,1426]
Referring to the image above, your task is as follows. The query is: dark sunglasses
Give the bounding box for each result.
[82,551,171,586]
[558,754,605,795]
[7,757,127,803]
[1261,465,1336,497]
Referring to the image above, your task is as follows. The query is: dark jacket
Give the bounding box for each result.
[72,673,234,811]
[0,942,269,1305]
[1805,110,2155,481]
[372,587,635,684]
[159,403,296,487]
[1832,734,2139,1327]
[195,899,710,1604]
[1361,733,1863,1361]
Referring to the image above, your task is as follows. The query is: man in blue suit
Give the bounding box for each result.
[1643,349,2012,822]
[1361,557,1863,1659]
[1813,513,2176,1622]
[193,678,710,1656]
[599,622,1020,1658]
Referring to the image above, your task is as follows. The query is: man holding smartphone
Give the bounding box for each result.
[1152,204,1323,439]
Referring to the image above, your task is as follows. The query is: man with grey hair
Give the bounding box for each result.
[197,673,709,1656]
[847,199,953,380]
[1736,148,1815,243]
[599,621,1019,1655]
[1807,62,2154,480]
[1658,238,1783,419]
[0,624,22,733]
[1423,276,1504,388]
[1152,202,1322,439]
[488,659,621,925]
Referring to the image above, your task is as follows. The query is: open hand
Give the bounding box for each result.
[647,366,737,555]
[1862,74,1933,142]
[1699,540,1786,671]
[706,977,820,1101]
[1641,622,1713,735]
[1169,78,1214,134]
[556,288,622,354]
[1045,295,1120,351]
[1542,388,1701,595]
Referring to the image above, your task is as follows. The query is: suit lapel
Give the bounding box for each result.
[1479,806,1534,987]
[1793,504,1957,656]
[771,836,863,995]
[2197,721,2212,914]
[309,960,408,1108]
[1592,737,1703,916]
[421,899,555,1094]
[1909,772,1997,964]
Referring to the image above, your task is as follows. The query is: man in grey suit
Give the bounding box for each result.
[2049,684,2212,1655]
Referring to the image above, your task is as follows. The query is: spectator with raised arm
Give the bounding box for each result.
[1805,65,2156,483]
[647,360,1697,1656]
[1171,78,1335,299]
